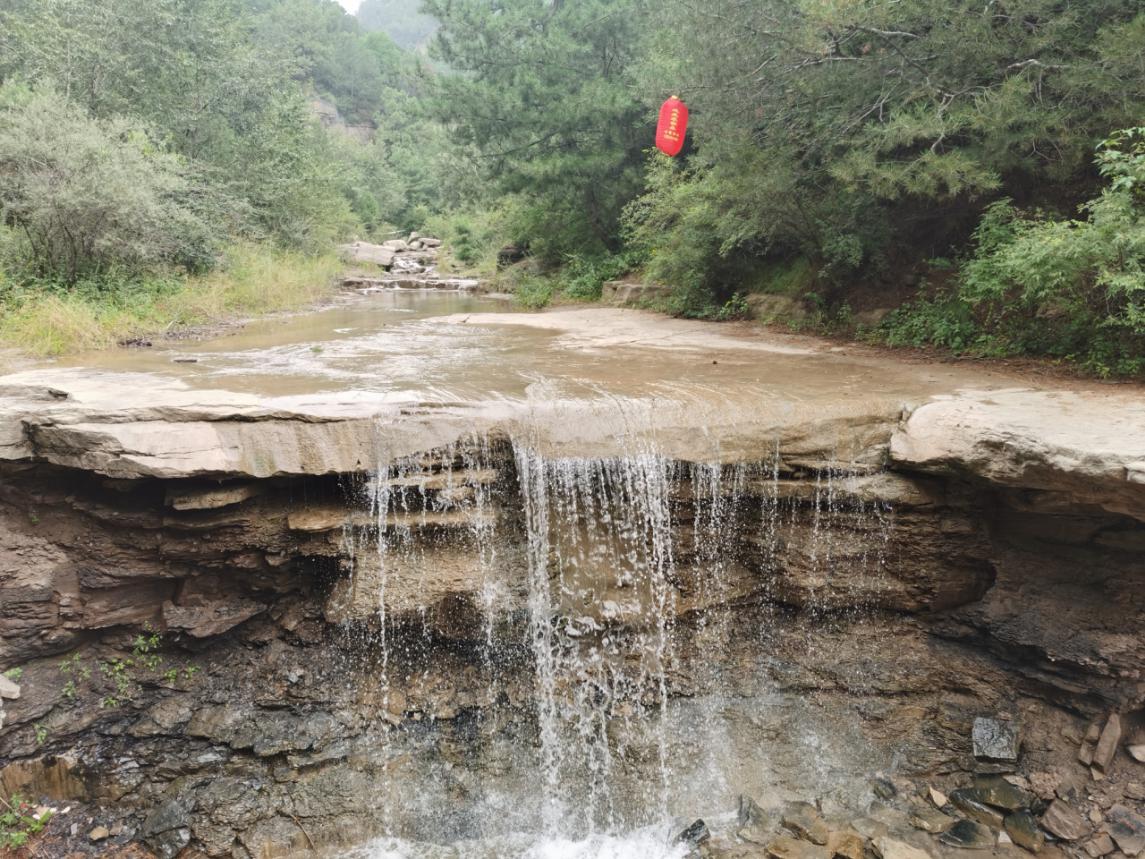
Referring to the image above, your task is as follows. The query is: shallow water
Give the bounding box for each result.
[356,827,691,859]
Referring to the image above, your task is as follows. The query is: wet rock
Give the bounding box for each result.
[1004,811,1045,853]
[908,801,956,834]
[939,820,996,849]
[972,717,1020,763]
[851,818,890,843]
[1107,805,1145,857]
[1042,800,1089,841]
[872,777,897,800]
[949,789,1005,829]
[873,836,932,859]
[782,801,829,845]
[150,827,191,859]
[679,819,711,847]
[973,774,1037,811]
[767,835,829,859]
[1094,715,1123,772]
[738,795,774,845]
[1085,834,1116,857]
[827,829,866,859]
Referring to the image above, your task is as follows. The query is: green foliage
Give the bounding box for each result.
[2,667,22,682]
[0,85,215,283]
[626,0,1145,310]
[879,129,1145,375]
[1,794,51,850]
[423,0,650,264]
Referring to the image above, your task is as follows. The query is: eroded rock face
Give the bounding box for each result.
[1,411,1144,856]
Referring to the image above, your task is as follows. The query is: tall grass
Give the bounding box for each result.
[0,244,343,356]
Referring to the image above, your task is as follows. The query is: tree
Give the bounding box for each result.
[626,1,1145,297]
[422,0,650,262]
[0,86,213,282]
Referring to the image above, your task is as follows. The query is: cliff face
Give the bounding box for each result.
[0,400,1142,857]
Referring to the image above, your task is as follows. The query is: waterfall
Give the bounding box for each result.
[353,430,896,854]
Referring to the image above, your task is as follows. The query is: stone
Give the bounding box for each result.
[782,801,830,845]
[1004,811,1045,853]
[142,797,191,838]
[950,789,1005,829]
[1107,805,1145,857]
[872,777,897,800]
[738,795,774,845]
[1126,784,1145,802]
[1129,746,1145,764]
[908,801,956,834]
[1085,834,1116,857]
[0,673,20,699]
[998,831,1013,845]
[851,818,890,843]
[1029,773,1062,802]
[1081,741,1097,766]
[1042,800,1089,841]
[89,826,110,841]
[929,787,949,808]
[827,829,865,859]
[874,836,932,859]
[972,717,1020,762]
[973,774,1037,811]
[678,819,711,847]
[767,835,829,859]
[1094,715,1123,772]
[939,820,996,850]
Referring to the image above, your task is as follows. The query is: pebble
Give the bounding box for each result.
[89,826,110,841]
[929,787,948,808]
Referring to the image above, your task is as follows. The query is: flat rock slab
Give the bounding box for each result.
[891,390,1145,523]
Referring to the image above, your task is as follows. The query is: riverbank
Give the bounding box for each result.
[0,245,343,359]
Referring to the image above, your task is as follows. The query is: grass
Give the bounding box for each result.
[0,243,343,356]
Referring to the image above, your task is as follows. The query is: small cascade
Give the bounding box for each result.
[346,430,899,852]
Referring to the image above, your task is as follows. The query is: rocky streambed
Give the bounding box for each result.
[0,295,1142,858]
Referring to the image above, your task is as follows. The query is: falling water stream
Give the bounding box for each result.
[331,417,898,859]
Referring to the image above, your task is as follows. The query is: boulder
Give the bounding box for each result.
[678,819,711,847]
[1093,714,1123,771]
[1042,800,1089,841]
[939,820,995,850]
[971,717,1020,763]
[873,836,932,859]
[338,241,395,268]
[907,801,956,834]
[1084,833,1116,857]
[1003,811,1045,853]
[738,795,774,845]
[972,774,1036,811]
[1107,805,1145,857]
[782,801,830,845]
[768,835,829,859]
[949,789,1005,829]
[827,829,865,859]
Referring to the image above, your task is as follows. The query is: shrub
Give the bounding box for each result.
[0,85,215,283]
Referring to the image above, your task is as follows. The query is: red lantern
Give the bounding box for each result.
[655,96,689,157]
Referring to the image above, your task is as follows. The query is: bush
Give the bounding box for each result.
[877,129,1145,376]
[0,85,215,283]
